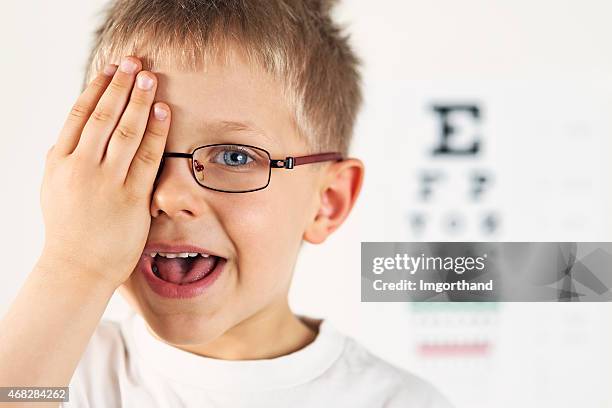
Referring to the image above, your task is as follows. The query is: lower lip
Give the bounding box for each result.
[138,255,226,299]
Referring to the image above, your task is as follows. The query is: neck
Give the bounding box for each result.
[176,298,318,360]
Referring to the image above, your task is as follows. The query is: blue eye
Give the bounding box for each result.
[215,149,253,166]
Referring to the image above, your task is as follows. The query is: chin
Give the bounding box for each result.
[142,310,225,346]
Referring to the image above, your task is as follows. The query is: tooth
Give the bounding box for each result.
[153,251,212,258]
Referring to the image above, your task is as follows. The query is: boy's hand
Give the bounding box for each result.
[39,56,170,288]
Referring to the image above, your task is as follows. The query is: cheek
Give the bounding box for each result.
[220,183,308,289]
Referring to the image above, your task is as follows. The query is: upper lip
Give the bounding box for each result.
[143,242,225,259]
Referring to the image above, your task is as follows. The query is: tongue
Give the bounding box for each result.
[155,256,217,284]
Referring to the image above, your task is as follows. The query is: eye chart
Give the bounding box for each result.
[356,79,612,408]
[362,79,612,242]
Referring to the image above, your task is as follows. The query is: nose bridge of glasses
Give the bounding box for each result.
[158,152,194,179]
[163,152,193,159]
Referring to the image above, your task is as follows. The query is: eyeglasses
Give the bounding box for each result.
[156,143,343,193]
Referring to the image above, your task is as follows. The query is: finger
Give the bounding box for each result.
[125,103,171,195]
[103,71,157,177]
[74,56,142,161]
[53,65,117,156]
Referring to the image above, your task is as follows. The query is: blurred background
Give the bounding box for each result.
[1,1,611,407]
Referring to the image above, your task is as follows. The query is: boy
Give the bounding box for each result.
[0,0,453,406]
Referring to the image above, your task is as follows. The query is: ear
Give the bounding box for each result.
[304,158,365,244]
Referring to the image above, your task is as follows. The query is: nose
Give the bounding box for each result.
[150,158,203,219]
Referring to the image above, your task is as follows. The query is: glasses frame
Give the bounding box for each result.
[159,143,344,193]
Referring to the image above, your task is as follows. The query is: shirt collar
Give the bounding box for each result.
[121,311,347,391]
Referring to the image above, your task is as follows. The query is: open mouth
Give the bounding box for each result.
[149,252,221,285]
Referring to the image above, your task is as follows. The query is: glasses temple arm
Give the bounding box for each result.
[270,152,343,169]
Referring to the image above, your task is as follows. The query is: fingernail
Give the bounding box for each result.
[119,57,138,74]
[137,74,154,90]
[103,64,118,76]
[154,105,168,120]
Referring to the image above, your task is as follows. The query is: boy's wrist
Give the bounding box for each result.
[35,250,122,295]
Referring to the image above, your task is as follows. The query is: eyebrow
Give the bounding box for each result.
[205,120,278,144]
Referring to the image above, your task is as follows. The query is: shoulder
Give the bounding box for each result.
[78,318,127,370]
[64,319,127,407]
[325,324,454,408]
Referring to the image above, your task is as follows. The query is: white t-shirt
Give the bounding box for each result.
[62,312,454,407]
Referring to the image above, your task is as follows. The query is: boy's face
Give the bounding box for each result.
[119,49,325,346]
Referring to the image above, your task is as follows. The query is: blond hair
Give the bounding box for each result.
[82,0,362,156]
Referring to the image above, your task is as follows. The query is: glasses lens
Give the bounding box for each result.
[192,144,271,192]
